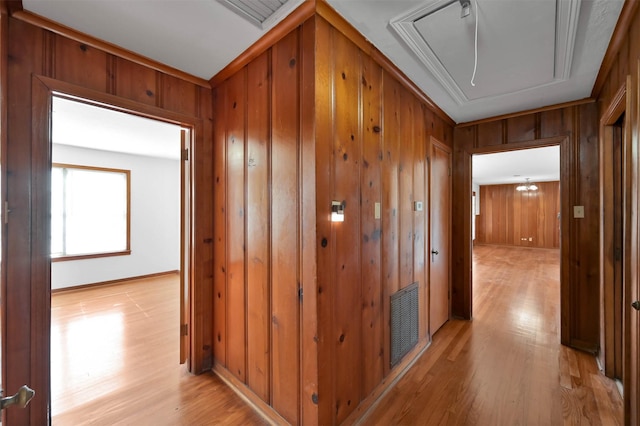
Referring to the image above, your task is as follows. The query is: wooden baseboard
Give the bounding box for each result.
[343,339,431,425]
[51,270,179,293]
[211,363,289,426]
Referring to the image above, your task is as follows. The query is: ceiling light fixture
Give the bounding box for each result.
[516,178,538,192]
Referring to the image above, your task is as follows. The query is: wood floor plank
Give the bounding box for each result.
[51,274,265,425]
[358,245,623,426]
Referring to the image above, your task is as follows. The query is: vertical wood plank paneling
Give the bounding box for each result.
[399,90,414,289]
[477,121,503,146]
[413,101,427,339]
[213,85,227,367]
[270,30,300,425]
[246,51,270,402]
[381,72,401,375]
[476,182,560,249]
[113,57,158,106]
[53,36,107,92]
[332,29,362,425]
[360,53,383,396]
[161,74,198,116]
[314,17,334,426]
[299,18,318,425]
[507,114,537,143]
[197,86,215,371]
[5,18,43,426]
[225,70,247,382]
[540,108,569,138]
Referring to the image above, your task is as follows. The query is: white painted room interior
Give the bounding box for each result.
[51,97,182,289]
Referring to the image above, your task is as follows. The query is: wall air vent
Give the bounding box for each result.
[217,0,290,28]
[390,282,419,367]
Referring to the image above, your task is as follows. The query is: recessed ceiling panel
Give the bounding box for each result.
[392,0,581,105]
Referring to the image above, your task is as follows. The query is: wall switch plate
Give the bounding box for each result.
[414,201,423,212]
[374,202,381,219]
[573,205,585,219]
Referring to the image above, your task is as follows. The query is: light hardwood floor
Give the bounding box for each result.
[358,245,623,425]
[51,274,265,425]
[52,246,622,425]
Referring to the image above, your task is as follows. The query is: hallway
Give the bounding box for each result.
[359,245,622,425]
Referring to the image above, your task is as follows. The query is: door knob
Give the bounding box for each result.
[632,301,640,311]
[0,385,35,410]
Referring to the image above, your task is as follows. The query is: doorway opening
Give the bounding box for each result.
[471,145,561,328]
[49,96,190,423]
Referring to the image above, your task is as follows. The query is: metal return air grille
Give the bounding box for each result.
[218,0,289,28]
[390,282,419,367]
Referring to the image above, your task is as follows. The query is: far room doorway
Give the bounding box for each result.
[49,96,190,423]
[471,145,561,326]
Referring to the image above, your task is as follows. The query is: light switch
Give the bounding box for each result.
[374,202,381,219]
[414,201,423,212]
[573,205,585,219]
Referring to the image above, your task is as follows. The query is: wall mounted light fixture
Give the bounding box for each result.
[331,201,344,222]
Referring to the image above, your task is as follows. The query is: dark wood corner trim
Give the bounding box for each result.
[457,98,595,128]
[600,81,626,125]
[10,9,210,88]
[316,0,455,126]
[468,135,568,155]
[209,0,316,87]
[591,0,640,98]
[2,0,22,15]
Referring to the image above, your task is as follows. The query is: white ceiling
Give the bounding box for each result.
[472,146,560,185]
[52,97,182,160]
[22,0,623,123]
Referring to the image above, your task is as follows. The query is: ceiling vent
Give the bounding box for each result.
[217,0,290,28]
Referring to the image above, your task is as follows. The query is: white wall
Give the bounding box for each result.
[52,144,180,289]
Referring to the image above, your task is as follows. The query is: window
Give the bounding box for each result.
[52,164,131,261]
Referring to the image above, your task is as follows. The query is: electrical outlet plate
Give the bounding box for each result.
[414,201,423,212]
[573,205,584,218]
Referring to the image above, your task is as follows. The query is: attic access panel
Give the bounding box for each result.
[218,0,289,28]
[391,0,581,104]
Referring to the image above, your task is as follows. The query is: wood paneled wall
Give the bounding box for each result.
[594,4,640,424]
[476,181,560,249]
[3,15,213,425]
[453,102,599,353]
[211,11,454,426]
[212,21,317,426]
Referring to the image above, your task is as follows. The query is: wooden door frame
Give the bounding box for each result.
[463,136,568,325]
[599,80,628,380]
[3,74,202,423]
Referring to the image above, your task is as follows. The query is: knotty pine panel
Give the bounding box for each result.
[399,90,415,290]
[224,70,247,383]
[332,28,363,425]
[246,51,270,403]
[381,73,401,377]
[5,16,214,426]
[314,15,335,426]
[477,182,560,249]
[298,18,318,425]
[270,30,301,425]
[53,36,108,92]
[161,74,198,117]
[113,57,158,106]
[477,120,503,147]
[413,101,428,340]
[360,53,384,397]
[212,85,227,367]
[507,114,537,143]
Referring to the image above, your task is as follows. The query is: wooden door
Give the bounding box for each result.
[429,138,451,335]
